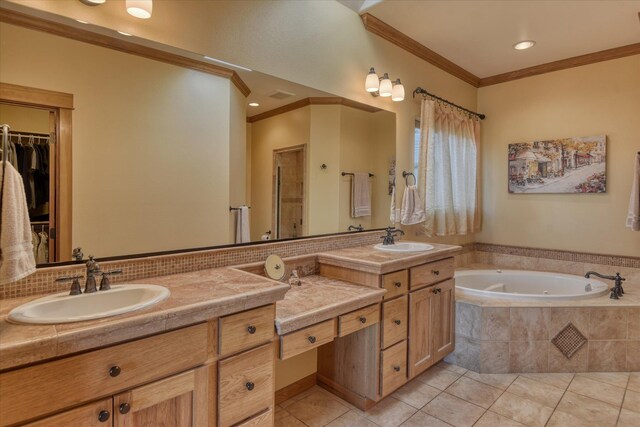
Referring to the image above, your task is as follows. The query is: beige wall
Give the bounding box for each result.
[0,104,50,134]
[477,55,640,257]
[0,23,235,258]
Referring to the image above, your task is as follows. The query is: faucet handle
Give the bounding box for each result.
[55,275,84,295]
[99,270,123,291]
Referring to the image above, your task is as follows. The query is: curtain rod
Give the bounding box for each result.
[413,87,486,120]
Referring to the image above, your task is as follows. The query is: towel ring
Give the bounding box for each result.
[402,171,416,186]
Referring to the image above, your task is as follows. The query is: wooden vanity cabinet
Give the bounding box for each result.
[21,399,114,427]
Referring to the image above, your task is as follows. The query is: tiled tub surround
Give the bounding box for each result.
[449,262,640,373]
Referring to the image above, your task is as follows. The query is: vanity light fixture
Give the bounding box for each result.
[513,40,536,50]
[127,0,152,19]
[248,102,260,107]
[365,67,404,101]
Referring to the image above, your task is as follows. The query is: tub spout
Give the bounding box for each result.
[585,271,625,299]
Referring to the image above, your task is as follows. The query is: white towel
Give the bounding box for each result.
[390,184,397,223]
[626,153,640,231]
[351,173,371,218]
[0,162,36,285]
[401,184,426,225]
[235,206,250,243]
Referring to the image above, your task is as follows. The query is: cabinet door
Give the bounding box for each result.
[408,286,436,378]
[23,398,113,427]
[433,279,455,360]
[114,366,210,427]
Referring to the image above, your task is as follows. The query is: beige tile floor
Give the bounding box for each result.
[275,362,640,427]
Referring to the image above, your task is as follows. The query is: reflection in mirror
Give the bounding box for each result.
[0,18,396,265]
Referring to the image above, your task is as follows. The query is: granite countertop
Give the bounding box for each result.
[274,274,386,335]
[0,268,290,371]
[317,242,462,274]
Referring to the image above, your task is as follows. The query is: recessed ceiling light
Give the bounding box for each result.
[117,30,132,36]
[513,40,536,50]
[203,56,252,72]
[76,19,90,24]
[248,102,259,107]
[79,0,106,5]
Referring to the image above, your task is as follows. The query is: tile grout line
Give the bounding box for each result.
[470,372,521,426]
[542,372,575,427]
[615,374,631,426]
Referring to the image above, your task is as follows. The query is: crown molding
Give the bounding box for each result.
[0,7,251,97]
[246,97,383,123]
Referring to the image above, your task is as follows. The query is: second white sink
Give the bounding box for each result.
[374,242,435,253]
[8,285,170,324]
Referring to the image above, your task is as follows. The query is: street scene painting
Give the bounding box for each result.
[508,135,606,193]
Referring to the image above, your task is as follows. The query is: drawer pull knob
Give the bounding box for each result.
[432,270,440,276]
[393,366,401,372]
[393,281,402,288]
[98,410,110,422]
[109,366,121,377]
[119,403,131,414]
[394,319,402,325]
[359,316,367,324]
[246,382,255,391]
[437,288,442,293]
[247,325,257,334]
[432,288,438,294]
[308,336,317,344]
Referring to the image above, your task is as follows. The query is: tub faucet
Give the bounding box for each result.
[381,227,404,245]
[585,271,625,299]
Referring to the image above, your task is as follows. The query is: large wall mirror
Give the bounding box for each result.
[0,17,396,265]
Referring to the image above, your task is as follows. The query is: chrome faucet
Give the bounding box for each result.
[585,271,625,299]
[381,227,404,245]
[289,270,302,287]
[84,256,101,293]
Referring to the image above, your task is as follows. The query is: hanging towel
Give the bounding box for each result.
[390,184,397,223]
[626,153,640,231]
[351,173,371,218]
[401,184,426,225]
[235,206,250,243]
[0,162,36,285]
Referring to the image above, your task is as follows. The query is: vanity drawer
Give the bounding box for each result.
[338,304,380,337]
[381,296,408,349]
[218,343,274,427]
[280,319,336,360]
[410,258,455,290]
[382,270,408,299]
[236,408,274,427]
[219,304,275,356]
[0,324,208,427]
[380,340,407,397]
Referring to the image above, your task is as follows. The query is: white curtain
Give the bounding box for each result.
[417,99,481,236]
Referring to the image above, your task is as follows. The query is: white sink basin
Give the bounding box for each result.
[374,242,435,253]
[8,285,170,324]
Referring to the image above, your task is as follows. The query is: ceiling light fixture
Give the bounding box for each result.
[203,56,252,72]
[248,102,259,107]
[117,30,133,36]
[513,40,536,50]
[79,0,106,5]
[365,67,404,102]
[127,0,152,19]
[76,19,90,24]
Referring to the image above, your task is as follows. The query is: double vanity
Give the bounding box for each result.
[0,241,460,426]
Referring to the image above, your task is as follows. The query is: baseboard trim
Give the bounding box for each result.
[275,373,317,405]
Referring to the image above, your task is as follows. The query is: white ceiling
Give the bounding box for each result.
[357,0,640,78]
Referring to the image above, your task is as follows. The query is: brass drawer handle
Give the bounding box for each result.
[246,382,255,391]
[393,281,402,288]
[394,319,401,325]
[109,366,121,377]
[308,336,317,344]
[432,270,440,276]
[393,366,401,372]
[247,325,257,334]
[119,403,131,415]
[98,410,110,423]
[359,316,367,324]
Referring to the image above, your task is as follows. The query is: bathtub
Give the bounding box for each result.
[455,269,609,301]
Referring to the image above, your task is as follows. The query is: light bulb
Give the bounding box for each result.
[127,0,152,19]
[513,40,536,50]
[392,79,405,102]
[365,68,379,93]
[378,73,392,97]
